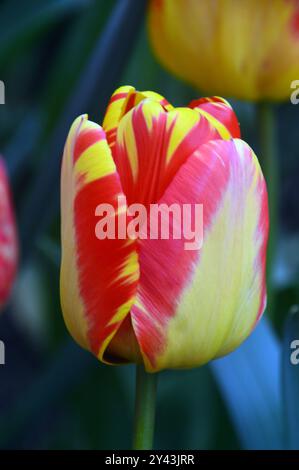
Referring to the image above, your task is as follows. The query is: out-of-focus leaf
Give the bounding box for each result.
[37,237,60,268]
[66,365,132,450]
[19,0,147,262]
[12,260,51,347]
[282,305,299,450]
[0,0,90,67]
[0,340,95,449]
[4,111,41,181]
[156,367,239,450]
[39,0,113,142]
[210,318,283,450]
[3,1,110,185]
[274,235,299,289]
[35,239,64,348]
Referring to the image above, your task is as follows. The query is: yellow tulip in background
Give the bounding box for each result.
[148,0,299,101]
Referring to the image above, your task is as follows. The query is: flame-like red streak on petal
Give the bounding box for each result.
[74,173,138,355]
[130,147,229,368]
[114,105,219,208]
[73,128,106,163]
[189,97,241,138]
[109,92,128,104]
[255,175,269,324]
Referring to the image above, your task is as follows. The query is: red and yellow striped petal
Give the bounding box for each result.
[60,115,139,362]
[189,96,240,139]
[102,85,172,149]
[130,139,268,372]
[0,159,18,308]
[113,98,220,207]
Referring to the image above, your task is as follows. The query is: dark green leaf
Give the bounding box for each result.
[0,0,90,67]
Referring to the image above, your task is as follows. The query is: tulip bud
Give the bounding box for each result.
[60,86,268,372]
[148,0,299,101]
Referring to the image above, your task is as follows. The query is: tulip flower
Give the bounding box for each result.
[60,85,268,373]
[148,0,299,101]
[0,158,18,308]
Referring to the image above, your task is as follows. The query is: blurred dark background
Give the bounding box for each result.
[0,0,298,450]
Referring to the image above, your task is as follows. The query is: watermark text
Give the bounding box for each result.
[95,196,204,251]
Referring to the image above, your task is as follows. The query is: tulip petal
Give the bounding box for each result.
[189,96,240,139]
[102,85,172,148]
[130,139,268,372]
[113,99,220,207]
[60,115,139,361]
[0,159,18,307]
[149,0,299,101]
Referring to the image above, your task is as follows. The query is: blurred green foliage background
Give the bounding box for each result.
[0,0,299,450]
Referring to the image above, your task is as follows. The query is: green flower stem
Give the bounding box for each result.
[257,102,278,314]
[133,364,158,450]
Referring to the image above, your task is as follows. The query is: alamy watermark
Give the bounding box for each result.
[290,340,299,365]
[0,340,5,365]
[0,80,5,104]
[290,80,299,104]
[94,196,203,251]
